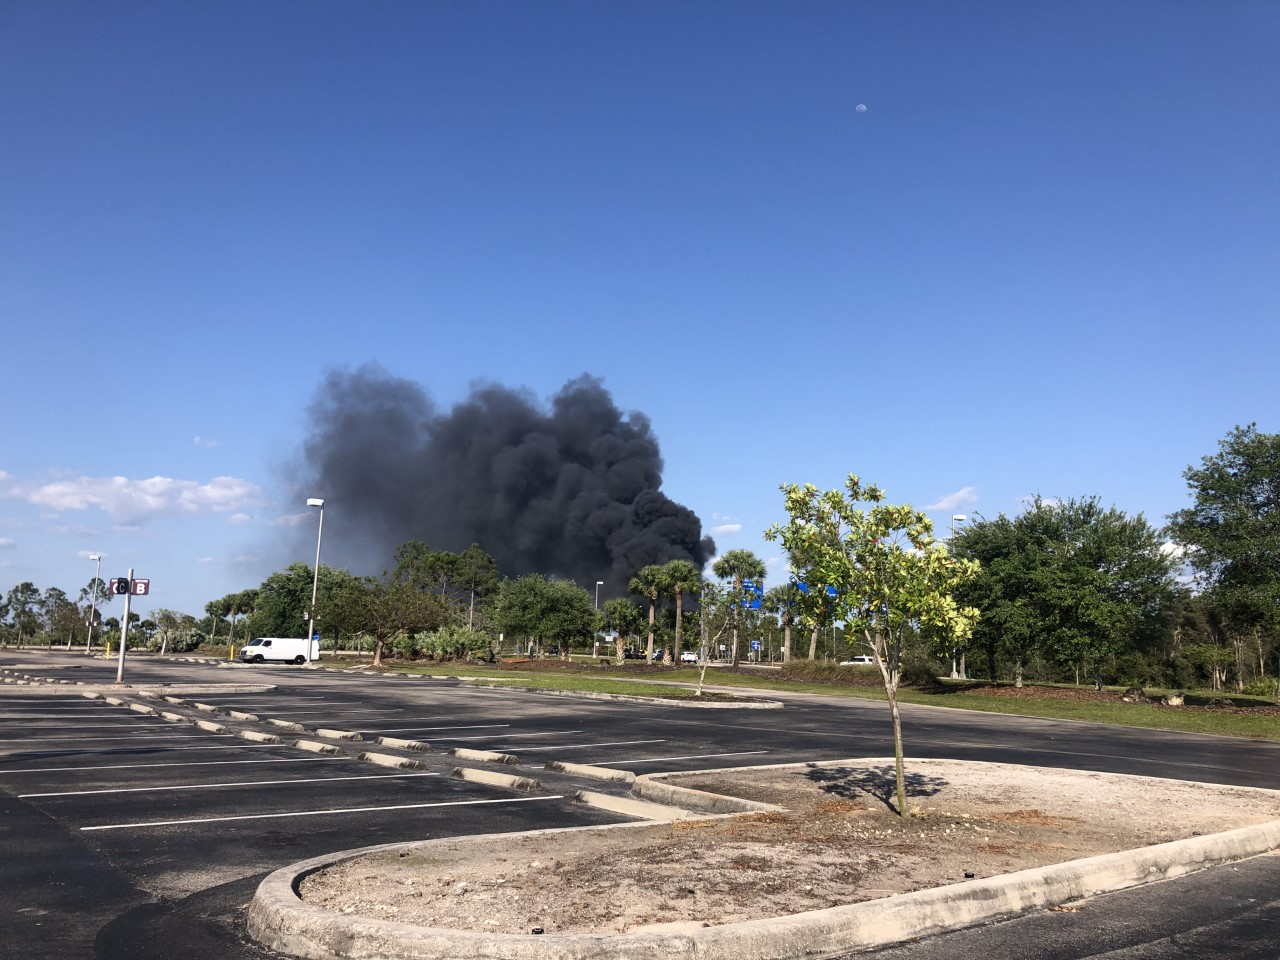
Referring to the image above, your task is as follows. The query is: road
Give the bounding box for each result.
[1,649,1277,959]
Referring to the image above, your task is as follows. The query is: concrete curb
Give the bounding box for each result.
[449,747,518,764]
[159,711,187,723]
[241,730,285,744]
[573,790,695,821]
[376,736,432,752]
[228,710,260,721]
[247,818,1280,960]
[194,719,229,734]
[359,751,427,770]
[452,767,541,792]
[545,760,635,784]
[267,718,307,732]
[461,679,784,709]
[295,739,344,755]
[128,702,157,715]
[315,728,364,741]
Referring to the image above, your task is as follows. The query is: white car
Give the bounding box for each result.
[839,656,875,666]
[679,651,700,663]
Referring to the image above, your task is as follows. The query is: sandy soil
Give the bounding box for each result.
[299,760,1280,936]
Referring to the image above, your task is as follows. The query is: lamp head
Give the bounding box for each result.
[307,498,324,508]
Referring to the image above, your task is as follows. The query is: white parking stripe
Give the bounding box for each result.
[21,771,438,798]
[82,794,563,831]
[0,757,346,775]
[0,734,232,743]
[362,724,520,735]
[502,739,666,752]
[580,750,771,764]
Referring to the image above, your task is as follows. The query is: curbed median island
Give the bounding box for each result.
[249,760,1280,959]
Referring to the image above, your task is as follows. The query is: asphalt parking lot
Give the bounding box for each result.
[3,649,1280,960]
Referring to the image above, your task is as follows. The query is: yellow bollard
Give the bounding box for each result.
[229,645,236,661]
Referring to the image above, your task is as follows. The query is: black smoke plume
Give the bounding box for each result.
[296,367,715,592]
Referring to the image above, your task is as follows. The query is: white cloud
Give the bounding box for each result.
[197,556,215,564]
[1,473,265,525]
[75,549,106,559]
[711,522,743,536]
[1019,495,1061,509]
[0,537,13,548]
[193,436,219,448]
[925,487,979,513]
[272,512,312,527]
[228,513,253,525]
[232,554,258,564]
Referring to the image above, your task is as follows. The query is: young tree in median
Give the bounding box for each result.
[766,476,978,820]
[711,549,766,667]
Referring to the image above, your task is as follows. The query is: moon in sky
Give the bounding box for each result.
[855,103,868,113]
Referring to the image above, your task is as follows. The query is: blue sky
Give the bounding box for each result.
[2,1,1277,619]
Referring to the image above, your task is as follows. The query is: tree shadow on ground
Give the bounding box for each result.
[804,764,948,816]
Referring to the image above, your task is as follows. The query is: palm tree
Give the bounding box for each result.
[204,597,230,645]
[627,564,666,663]
[763,583,802,663]
[660,559,702,664]
[711,550,766,667]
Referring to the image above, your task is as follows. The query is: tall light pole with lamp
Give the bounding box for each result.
[593,580,604,659]
[84,553,102,654]
[948,514,968,678]
[305,498,324,662]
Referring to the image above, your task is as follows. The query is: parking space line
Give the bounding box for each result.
[82,794,563,831]
[360,724,515,735]
[506,739,666,752]
[580,750,771,764]
[0,734,234,743]
[0,756,347,775]
[0,741,288,763]
[21,771,438,798]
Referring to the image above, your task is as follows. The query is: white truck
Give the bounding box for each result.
[238,637,319,664]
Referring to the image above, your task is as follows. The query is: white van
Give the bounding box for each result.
[239,637,319,664]
[839,655,876,666]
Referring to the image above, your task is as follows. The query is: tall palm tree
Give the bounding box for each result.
[711,550,766,667]
[660,559,702,664]
[627,564,666,663]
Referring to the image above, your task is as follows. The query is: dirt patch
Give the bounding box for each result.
[298,760,1280,935]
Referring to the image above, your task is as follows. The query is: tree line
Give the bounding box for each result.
[2,426,1275,694]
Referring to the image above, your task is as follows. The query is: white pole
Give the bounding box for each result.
[116,568,133,684]
[307,501,324,661]
[84,554,102,654]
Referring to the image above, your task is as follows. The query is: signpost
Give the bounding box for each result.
[111,570,149,683]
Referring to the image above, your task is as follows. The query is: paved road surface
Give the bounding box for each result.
[1,650,1277,959]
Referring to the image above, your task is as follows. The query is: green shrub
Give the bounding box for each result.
[416,626,492,660]
[389,631,421,659]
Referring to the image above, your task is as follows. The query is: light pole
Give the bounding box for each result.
[306,498,324,662]
[949,514,968,678]
[594,581,604,659]
[84,553,102,654]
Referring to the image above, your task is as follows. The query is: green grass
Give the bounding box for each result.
[318,657,1280,740]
